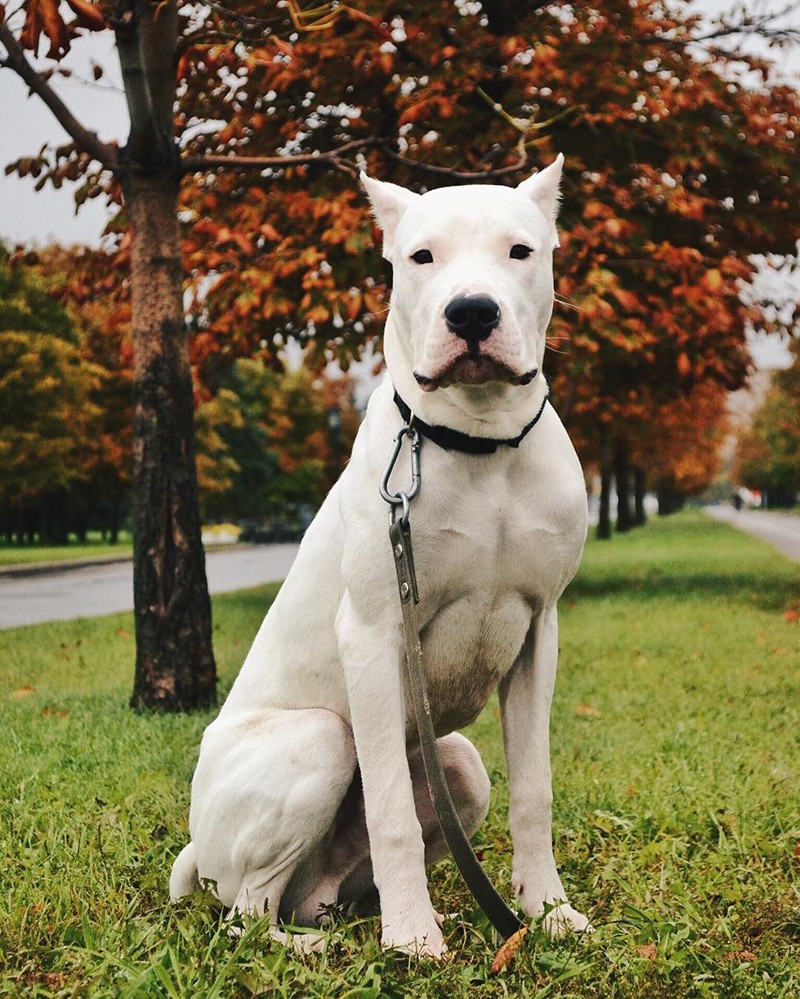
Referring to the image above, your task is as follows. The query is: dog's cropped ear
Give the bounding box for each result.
[360,173,420,260]
[517,153,564,249]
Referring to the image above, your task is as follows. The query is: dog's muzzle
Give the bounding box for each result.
[444,294,501,353]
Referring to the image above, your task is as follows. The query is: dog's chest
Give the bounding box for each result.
[406,477,568,733]
[415,588,532,733]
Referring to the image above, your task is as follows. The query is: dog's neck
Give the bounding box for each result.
[387,357,550,443]
[392,390,548,454]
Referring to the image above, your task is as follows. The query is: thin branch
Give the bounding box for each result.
[204,2,277,30]
[381,146,532,182]
[0,21,119,170]
[181,137,379,177]
[693,1,800,44]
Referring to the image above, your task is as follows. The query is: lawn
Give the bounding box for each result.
[1,511,797,997]
[0,533,133,569]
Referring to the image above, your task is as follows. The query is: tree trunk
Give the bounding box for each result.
[615,441,633,533]
[633,467,647,527]
[657,487,685,515]
[127,170,216,711]
[111,1,216,711]
[596,430,612,540]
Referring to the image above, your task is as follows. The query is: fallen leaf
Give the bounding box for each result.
[116,627,133,639]
[489,925,529,976]
[636,942,657,960]
[725,950,756,962]
[41,706,69,719]
[575,703,602,719]
[10,686,35,699]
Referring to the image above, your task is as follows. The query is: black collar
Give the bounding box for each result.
[393,390,548,455]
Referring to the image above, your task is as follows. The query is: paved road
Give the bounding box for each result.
[0,544,300,630]
[705,506,800,562]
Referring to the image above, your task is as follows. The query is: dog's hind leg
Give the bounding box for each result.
[169,842,200,900]
[191,707,357,940]
[292,732,491,924]
[411,732,492,868]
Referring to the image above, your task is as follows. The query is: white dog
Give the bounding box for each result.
[170,155,591,958]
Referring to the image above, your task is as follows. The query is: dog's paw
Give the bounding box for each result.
[542,902,594,938]
[381,920,448,960]
[269,926,327,955]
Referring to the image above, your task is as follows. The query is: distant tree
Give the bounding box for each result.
[636,380,731,515]
[0,247,103,542]
[195,359,357,522]
[24,246,134,543]
[735,344,800,506]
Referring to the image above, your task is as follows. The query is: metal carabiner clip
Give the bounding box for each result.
[379,423,421,525]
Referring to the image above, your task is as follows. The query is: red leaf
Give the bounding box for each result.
[489,926,529,975]
[65,0,107,31]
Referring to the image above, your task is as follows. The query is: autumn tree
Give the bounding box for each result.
[2,1,798,707]
[734,341,800,505]
[0,245,105,542]
[634,379,732,515]
[23,245,134,542]
[195,359,357,523]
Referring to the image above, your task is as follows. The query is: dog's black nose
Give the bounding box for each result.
[444,294,501,349]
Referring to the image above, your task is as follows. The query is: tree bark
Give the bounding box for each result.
[596,430,612,540]
[633,467,647,527]
[615,440,633,533]
[657,487,685,516]
[127,168,216,711]
[107,0,216,710]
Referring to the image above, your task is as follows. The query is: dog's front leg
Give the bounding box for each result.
[499,605,592,936]
[337,590,446,958]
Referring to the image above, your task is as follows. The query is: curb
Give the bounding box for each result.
[0,543,261,581]
[0,553,134,580]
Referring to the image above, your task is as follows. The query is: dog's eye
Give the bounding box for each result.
[510,244,533,260]
[411,249,434,265]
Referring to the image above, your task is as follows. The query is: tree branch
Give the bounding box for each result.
[381,146,532,182]
[111,0,177,172]
[181,137,380,177]
[0,21,119,170]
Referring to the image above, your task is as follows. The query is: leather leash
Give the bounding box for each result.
[380,420,524,941]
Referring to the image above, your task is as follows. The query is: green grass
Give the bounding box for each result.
[0,533,133,568]
[0,511,797,997]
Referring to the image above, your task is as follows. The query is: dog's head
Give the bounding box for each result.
[361,157,563,419]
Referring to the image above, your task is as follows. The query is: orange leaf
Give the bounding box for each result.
[65,0,107,30]
[259,222,282,241]
[41,706,70,719]
[489,925,529,976]
[10,686,35,700]
[398,98,433,126]
[20,2,43,52]
[39,0,71,58]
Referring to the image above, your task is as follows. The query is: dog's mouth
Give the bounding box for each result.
[415,355,537,392]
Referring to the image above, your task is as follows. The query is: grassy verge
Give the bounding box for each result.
[0,533,133,568]
[0,511,797,997]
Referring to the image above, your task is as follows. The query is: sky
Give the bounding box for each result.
[0,1,797,367]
